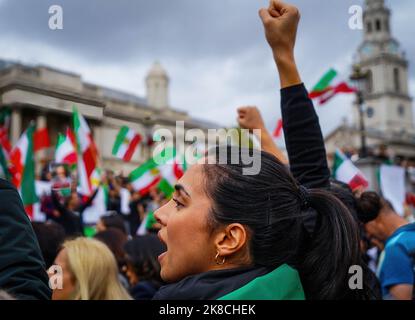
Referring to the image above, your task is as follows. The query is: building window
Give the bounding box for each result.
[394,68,401,93]
[367,21,372,33]
[398,105,405,117]
[376,19,382,31]
[367,106,375,118]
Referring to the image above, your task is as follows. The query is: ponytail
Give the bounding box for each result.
[203,147,377,299]
[298,189,361,300]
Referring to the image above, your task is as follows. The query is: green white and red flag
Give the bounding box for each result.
[309,69,355,105]
[55,127,77,165]
[332,149,368,191]
[9,124,38,217]
[73,106,100,195]
[112,126,142,162]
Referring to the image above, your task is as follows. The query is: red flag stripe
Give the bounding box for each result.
[34,128,50,152]
[318,82,356,105]
[122,134,142,162]
[273,119,283,138]
[173,161,184,180]
[348,173,369,191]
[139,176,162,196]
[25,205,34,220]
[309,87,333,99]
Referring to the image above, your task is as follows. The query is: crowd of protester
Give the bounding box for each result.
[0,0,414,301]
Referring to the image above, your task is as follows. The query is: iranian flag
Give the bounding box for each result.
[129,158,161,196]
[332,149,368,191]
[0,107,12,155]
[129,147,180,196]
[273,119,283,138]
[9,125,38,217]
[309,69,355,105]
[0,108,11,180]
[158,149,186,197]
[0,145,10,180]
[33,127,50,152]
[112,126,142,162]
[82,182,109,224]
[73,107,99,195]
[55,128,77,165]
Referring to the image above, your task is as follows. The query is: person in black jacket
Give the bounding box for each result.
[152,0,376,301]
[50,188,99,237]
[153,145,369,300]
[0,178,51,299]
[238,0,381,299]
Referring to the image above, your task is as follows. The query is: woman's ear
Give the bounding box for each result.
[214,223,248,258]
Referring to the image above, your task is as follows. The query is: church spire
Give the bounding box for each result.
[366,0,385,9]
[363,0,391,42]
[352,1,414,135]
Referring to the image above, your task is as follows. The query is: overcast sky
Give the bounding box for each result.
[0,0,414,145]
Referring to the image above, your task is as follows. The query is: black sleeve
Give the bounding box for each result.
[280,83,330,189]
[51,190,67,215]
[0,179,52,300]
[78,188,99,214]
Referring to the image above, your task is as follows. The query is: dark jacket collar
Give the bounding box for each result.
[153,264,305,300]
[153,266,270,300]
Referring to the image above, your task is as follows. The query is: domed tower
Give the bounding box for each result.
[353,0,414,134]
[145,61,170,109]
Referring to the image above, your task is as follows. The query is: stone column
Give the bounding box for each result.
[10,108,22,145]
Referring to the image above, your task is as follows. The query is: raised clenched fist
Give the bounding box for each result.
[259,0,300,59]
[237,106,266,132]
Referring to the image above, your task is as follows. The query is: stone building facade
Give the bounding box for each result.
[0,60,220,174]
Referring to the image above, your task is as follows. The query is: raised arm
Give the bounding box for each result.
[237,106,288,164]
[259,0,330,189]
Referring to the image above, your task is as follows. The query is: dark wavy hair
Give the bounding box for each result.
[124,235,166,286]
[202,146,373,300]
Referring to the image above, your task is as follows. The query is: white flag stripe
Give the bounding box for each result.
[335,159,360,184]
[159,163,176,186]
[116,143,129,158]
[15,132,29,166]
[380,165,406,216]
[83,187,106,224]
[131,170,158,191]
[56,138,74,162]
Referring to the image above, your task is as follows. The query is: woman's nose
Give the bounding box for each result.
[154,203,169,226]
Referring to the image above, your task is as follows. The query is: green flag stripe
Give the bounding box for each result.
[145,211,157,229]
[129,147,177,181]
[21,125,38,205]
[0,147,10,180]
[218,264,305,300]
[332,150,345,177]
[152,147,176,165]
[129,158,159,181]
[312,69,337,92]
[112,126,129,155]
[73,106,80,131]
[56,133,65,148]
[158,178,175,197]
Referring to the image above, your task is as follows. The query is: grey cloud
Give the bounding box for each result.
[0,0,413,136]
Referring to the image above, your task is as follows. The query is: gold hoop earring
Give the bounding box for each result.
[215,252,226,265]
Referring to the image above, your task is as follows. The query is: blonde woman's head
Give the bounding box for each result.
[50,237,131,300]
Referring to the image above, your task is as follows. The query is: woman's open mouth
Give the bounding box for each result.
[158,251,167,263]
[157,230,167,262]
